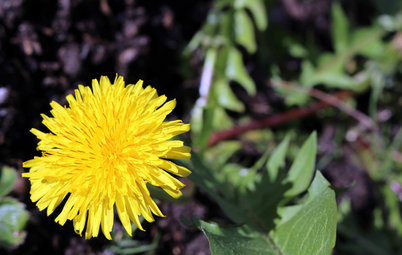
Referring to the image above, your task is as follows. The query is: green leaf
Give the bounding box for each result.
[234,0,267,30]
[192,103,215,151]
[244,0,268,31]
[223,164,258,194]
[226,47,256,95]
[243,171,290,232]
[204,141,242,170]
[284,132,317,197]
[351,27,385,59]
[212,106,235,131]
[197,173,337,255]
[311,72,357,89]
[382,184,402,235]
[331,2,349,53]
[266,137,290,181]
[197,220,278,255]
[220,10,235,43]
[301,56,357,90]
[107,233,160,254]
[189,154,246,223]
[234,9,257,53]
[0,198,29,247]
[276,85,310,106]
[214,78,245,112]
[192,134,319,232]
[272,172,337,255]
[0,167,17,197]
[299,27,384,90]
[299,60,317,88]
[241,137,294,231]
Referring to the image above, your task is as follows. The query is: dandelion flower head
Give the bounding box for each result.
[23,75,191,239]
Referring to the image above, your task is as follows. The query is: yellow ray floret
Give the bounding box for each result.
[22,75,191,239]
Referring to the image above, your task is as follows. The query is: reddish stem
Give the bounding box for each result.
[207,90,353,146]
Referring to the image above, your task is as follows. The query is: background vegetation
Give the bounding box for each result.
[1,0,402,254]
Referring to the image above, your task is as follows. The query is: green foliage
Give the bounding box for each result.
[335,128,402,254]
[225,47,256,96]
[336,199,395,255]
[195,172,336,255]
[274,1,402,107]
[106,233,160,255]
[234,9,257,53]
[331,2,349,53]
[189,133,337,254]
[272,172,337,255]
[197,221,278,255]
[0,198,29,247]
[188,0,268,152]
[0,166,17,197]
[0,167,29,247]
[283,133,317,197]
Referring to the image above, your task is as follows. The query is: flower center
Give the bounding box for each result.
[107,152,119,161]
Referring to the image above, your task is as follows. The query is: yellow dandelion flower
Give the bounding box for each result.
[22,75,191,239]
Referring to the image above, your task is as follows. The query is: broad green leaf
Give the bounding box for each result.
[186,31,204,53]
[266,137,290,181]
[223,164,258,194]
[189,154,245,223]
[300,59,358,89]
[193,134,320,233]
[243,171,290,231]
[234,9,257,53]
[299,60,318,87]
[331,2,349,53]
[244,0,268,31]
[317,53,344,73]
[351,27,385,59]
[197,220,278,255]
[234,0,267,31]
[272,172,337,255]
[311,72,357,89]
[204,141,242,170]
[226,47,256,95]
[213,106,234,131]
[223,164,251,189]
[0,167,17,197]
[0,198,29,247]
[234,0,248,9]
[284,37,308,58]
[214,78,245,112]
[198,173,337,255]
[242,137,294,231]
[216,0,233,9]
[278,88,309,106]
[220,10,235,43]
[284,132,317,197]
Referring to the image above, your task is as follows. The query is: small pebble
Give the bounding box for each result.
[0,87,9,104]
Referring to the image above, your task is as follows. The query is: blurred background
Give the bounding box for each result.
[1,0,402,254]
